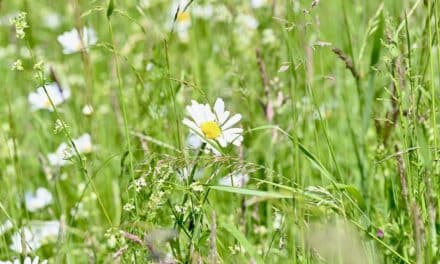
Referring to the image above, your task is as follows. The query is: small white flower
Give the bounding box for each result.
[82,104,94,116]
[47,133,93,167]
[0,256,47,264]
[43,13,60,29]
[47,142,70,167]
[74,133,93,153]
[236,13,259,30]
[251,0,271,9]
[192,4,214,20]
[219,172,249,187]
[133,177,147,192]
[11,59,24,71]
[146,62,154,71]
[183,98,243,150]
[0,220,13,236]
[25,187,53,212]
[123,203,135,212]
[57,27,97,54]
[10,221,60,253]
[186,133,203,149]
[28,83,71,111]
[273,212,284,230]
[262,28,276,45]
[234,13,259,48]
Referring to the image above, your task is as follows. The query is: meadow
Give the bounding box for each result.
[0,0,439,263]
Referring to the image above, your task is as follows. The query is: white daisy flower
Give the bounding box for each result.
[47,133,93,167]
[57,27,97,54]
[171,0,192,42]
[10,221,60,253]
[183,98,243,150]
[28,82,70,111]
[25,187,53,212]
[0,256,47,264]
[219,172,249,187]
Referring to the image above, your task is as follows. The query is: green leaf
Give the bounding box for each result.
[107,0,115,18]
[209,185,292,199]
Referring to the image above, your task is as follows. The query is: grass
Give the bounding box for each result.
[0,0,439,263]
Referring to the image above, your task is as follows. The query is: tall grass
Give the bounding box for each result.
[0,0,439,263]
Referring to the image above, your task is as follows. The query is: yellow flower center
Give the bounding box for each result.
[200,121,221,139]
[177,11,190,23]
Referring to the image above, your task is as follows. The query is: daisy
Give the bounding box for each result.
[0,256,48,264]
[57,27,97,54]
[218,172,249,187]
[10,220,60,253]
[28,82,70,111]
[171,0,191,42]
[183,98,243,150]
[47,133,93,167]
[25,187,53,212]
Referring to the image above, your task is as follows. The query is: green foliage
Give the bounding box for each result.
[0,0,439,263]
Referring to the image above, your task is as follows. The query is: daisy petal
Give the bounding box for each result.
[221,114,242,130]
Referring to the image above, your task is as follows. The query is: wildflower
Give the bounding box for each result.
[0,220,13,236]
[57,27,97,54]
[376,229,384,239]
[0,256,48,264]
[146,62,154,72]
[171,0,191,42]
[262,28,276,45]
[234,13,259,48]
[9,12,28,39]
[11,60,24,71]
[273,212,284,230]
[186,133,203,149]
[123,202,135,212]
[25,187,53,212]
[190,182,204,192]
[132,177,147,192]
[43,13,61,29]
[82,104,94,116]
[183,98,243,150]
[192,4,214,20]
[47,133,93,167]
[251,0,272,9]
[10,221,60,253]
[28,82,71,111]
[33,61,44,72]
[236,13,259,30]
[219,172,249,187]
